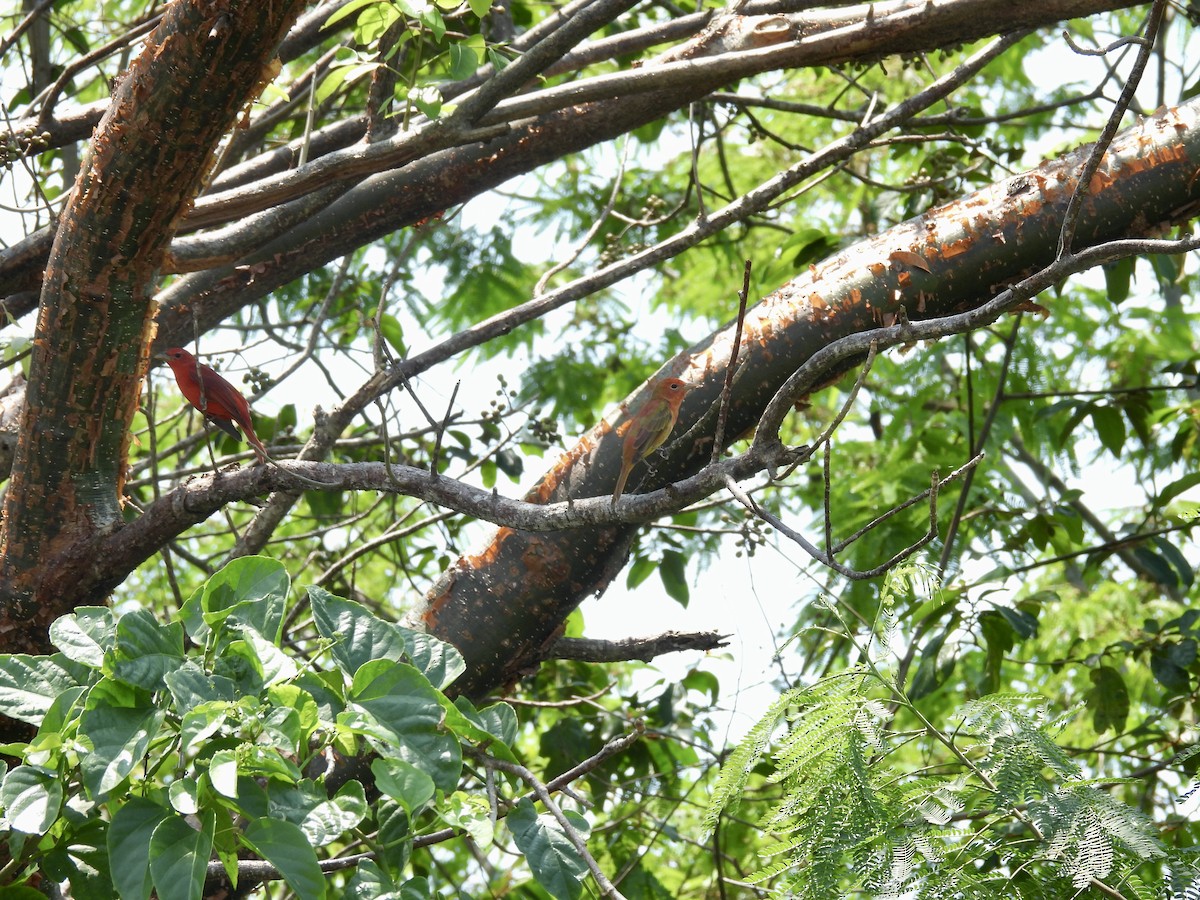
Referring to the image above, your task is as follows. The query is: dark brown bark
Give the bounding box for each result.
[416,100,1200,699]
[0,0,307,653]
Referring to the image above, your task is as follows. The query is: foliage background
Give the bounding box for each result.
[0,0,1198,897]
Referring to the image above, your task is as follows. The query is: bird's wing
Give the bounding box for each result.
[199,371,254,430]
[205,415,243,442]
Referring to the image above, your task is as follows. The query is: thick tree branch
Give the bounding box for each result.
[415,99,1200,699]
[550,631,730,663]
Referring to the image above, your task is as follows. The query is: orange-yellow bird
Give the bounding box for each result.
[611,377,692,504]
[161,347,268,463]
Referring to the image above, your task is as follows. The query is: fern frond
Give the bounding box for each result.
[701,686,803,837]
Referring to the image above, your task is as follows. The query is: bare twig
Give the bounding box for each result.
[479,755,629,900]
[712,260,752,463]
[431,381,461,478]
[504,683,615,708]
[534,138,633,297]
[936,314,1022,578]
[725,455,980,581]
[1057,0,1165,256]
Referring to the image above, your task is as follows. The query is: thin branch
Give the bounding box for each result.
[449,0,643,127]
[712,260,751,463]
[754,233,1200,446]
[1057,0,1165,255]
[479,754,629,900]
[995,521,1197,580]
[431,381,461,478]
[534,137,633,297]
[99,230,1200,594]
[724,457,977,581]
[936,314,1022,578]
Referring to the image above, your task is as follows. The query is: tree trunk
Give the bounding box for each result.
[0,0,306,653]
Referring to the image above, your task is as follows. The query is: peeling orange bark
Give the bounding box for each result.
[419,101,1200,699]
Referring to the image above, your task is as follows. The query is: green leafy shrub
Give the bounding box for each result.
[0,557,594,900]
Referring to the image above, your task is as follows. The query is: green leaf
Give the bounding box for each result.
[239,745,303,784]
[399,877,433,899]
[149,811,215,900]
[355,3,402,44]
[343,859,401,900]
[345,661,462,791]
[108,798,171,900]
[1157,471,1200,508]
[324,0,383,26]
[405,84,442,119]
[778,227,838,269]
[508,797,587,900]
[375,799,412,875]
[165,662,237,713]
[1133,547,1179,589]
[0,887,56,900]
[452,696,518,747]
[626,555,655,589]
[378,313,407,356]
[1150,646,1191,692]
[180,701,231,760]
[302,780,368,847]
[681,669,720,704]
[1,766,62,834]
[994,605,1039,639]
[317,60,380,105]
[1153,535,1195,587]
[1085,666,1129,734]
[79,681,164,800]
[371,758,435,813]
[107,609,184,690]
[0,654,78,724]
[659,550,689,607]
[310,587,463,687]
[441,791,494,845]
[243,818,326,900]
[169,778,200,815]
[269,684,319,746]
[447,41,479,82]
[1168,637,1197,668]
[40,818,111,900]
[1091,405,1125,457]
[209,749,239,798]
[1102,257,1133,304]
[909,630,956,700]
[310,586,407,676]
[242,629,299,684]
[181,556,289,645]
[49,608,114,668]
[980,610,1015,695]
[398,628,464,690]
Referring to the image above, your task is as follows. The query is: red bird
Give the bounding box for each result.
[611,377,692,504]
[161,347,268,462]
